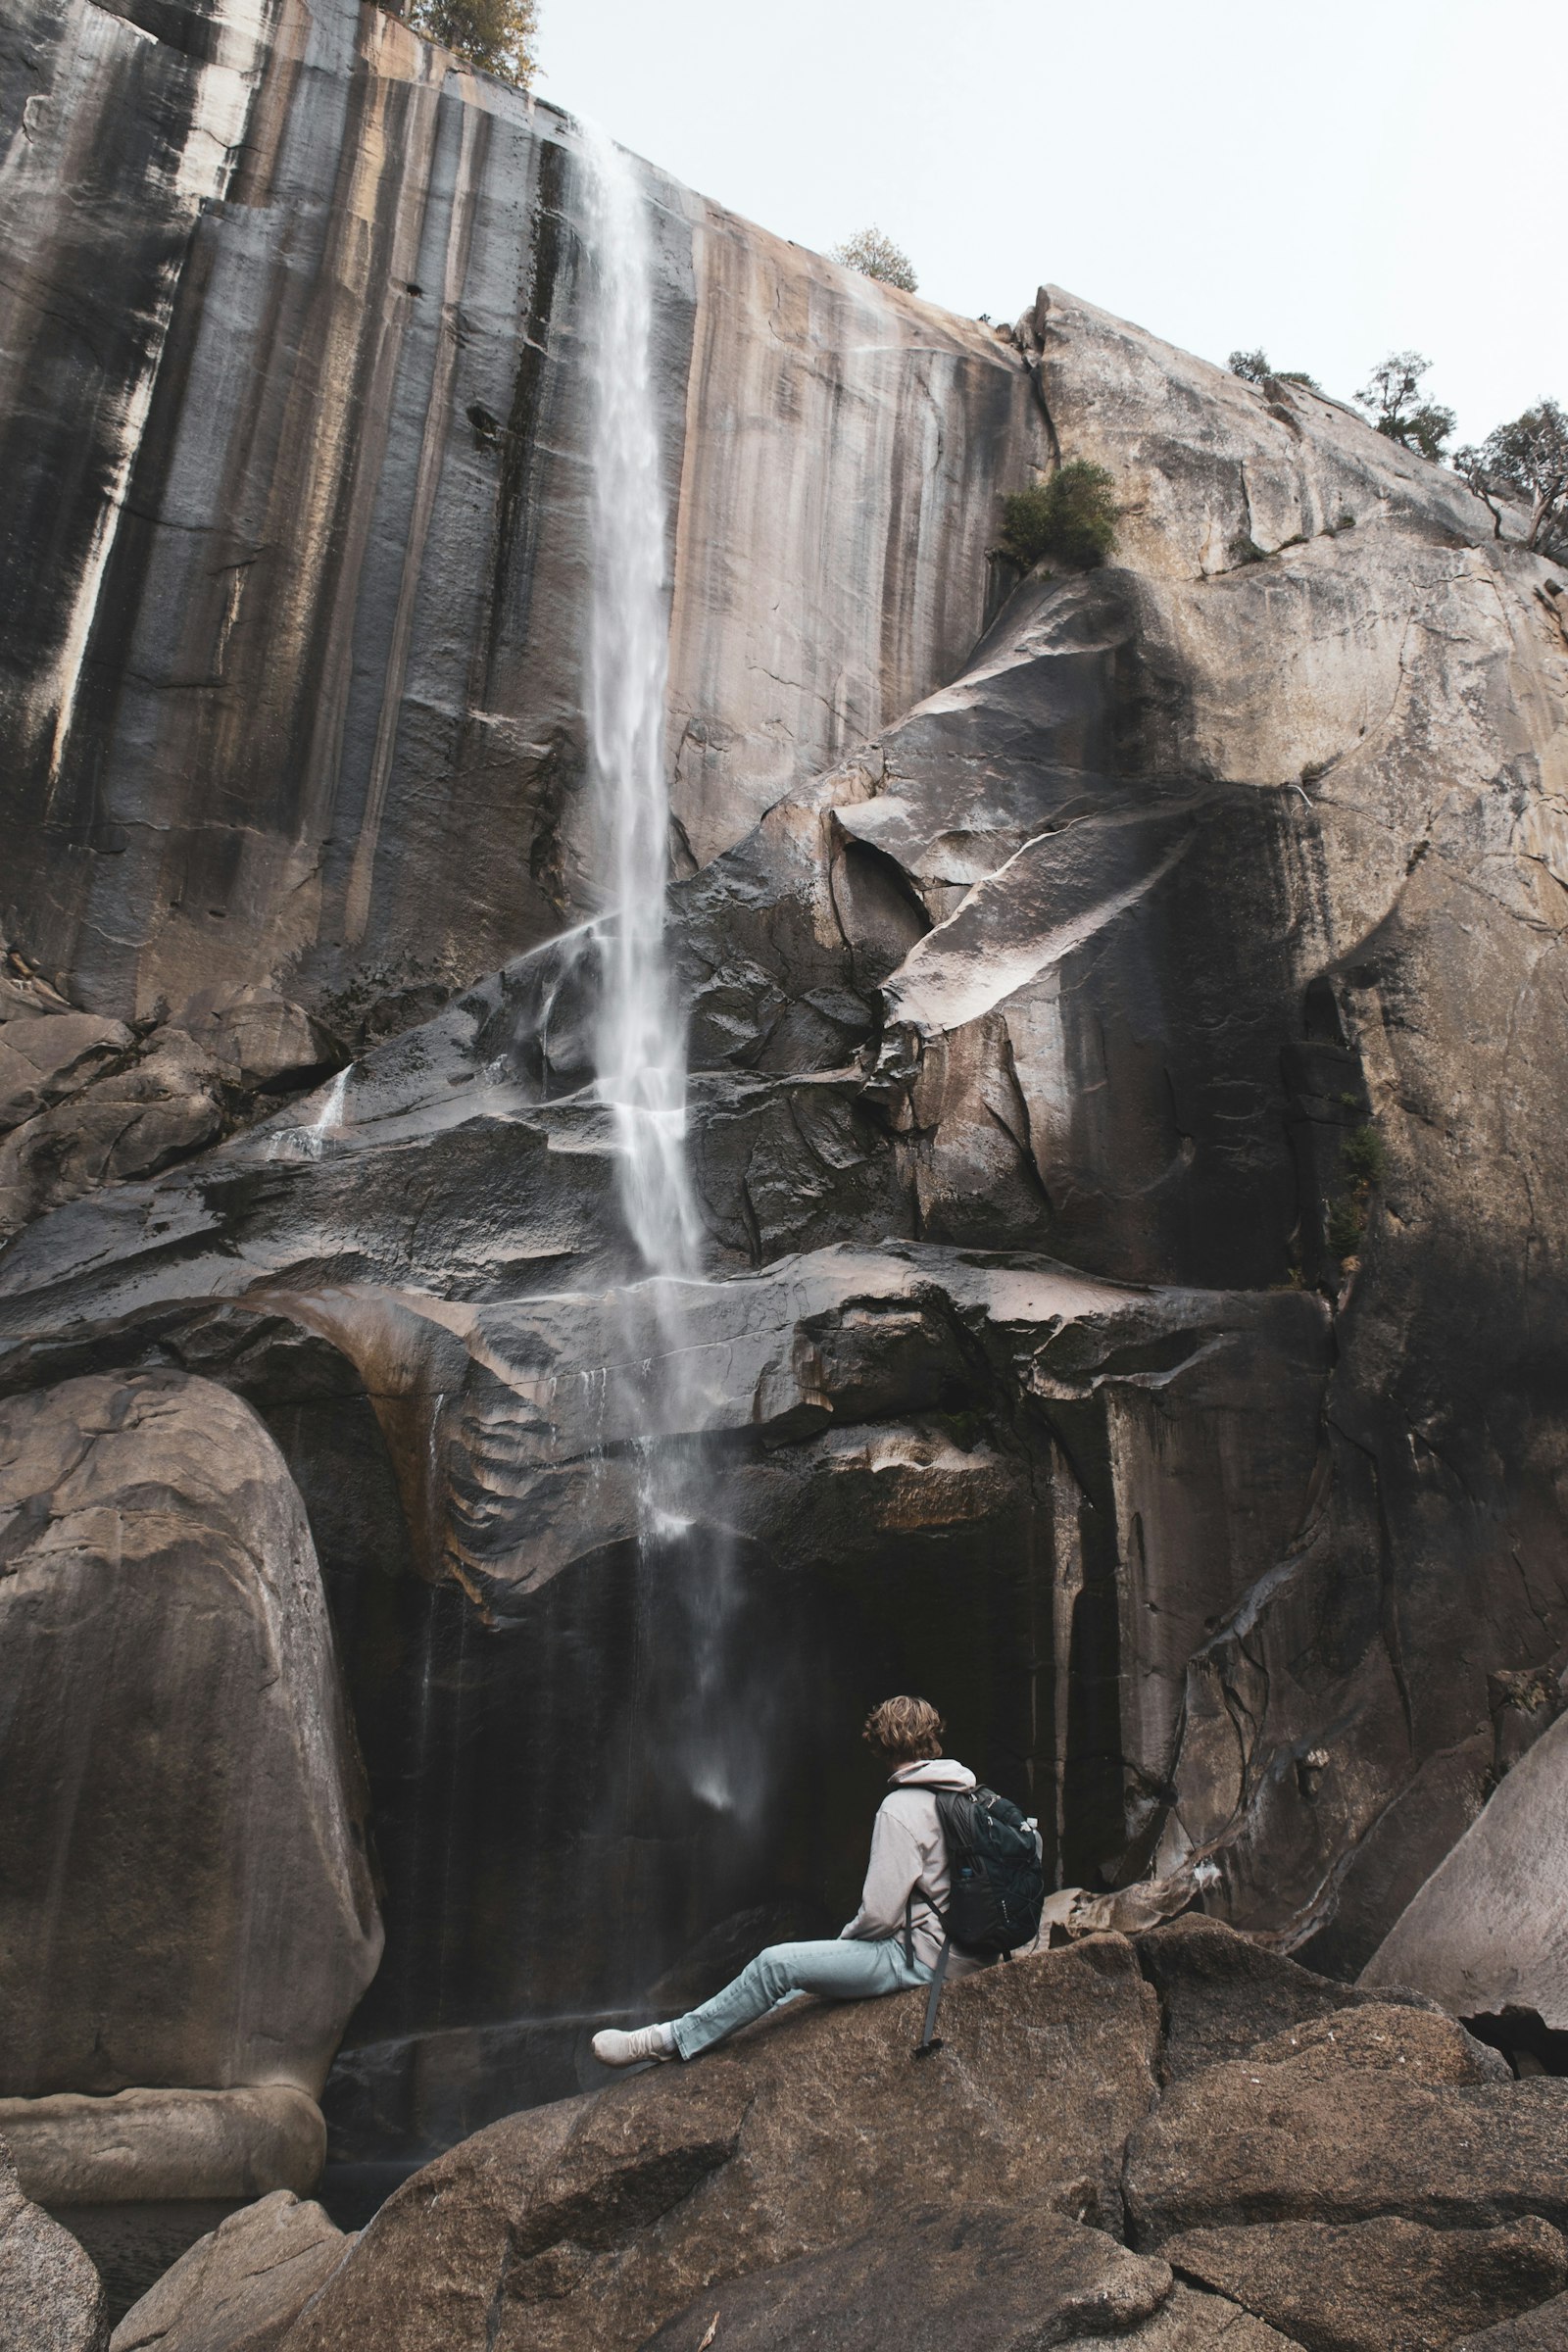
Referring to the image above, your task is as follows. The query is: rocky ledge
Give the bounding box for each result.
[89,1919,1568,2352]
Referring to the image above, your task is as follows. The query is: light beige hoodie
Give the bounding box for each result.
[838,1758,987,1977]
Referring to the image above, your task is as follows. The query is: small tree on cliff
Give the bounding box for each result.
[831,227,918,293]
[1228,348,1320,391]
[409,0,538,84]
[1000,460,1119,570]
[1455,400,1568,558]
[1355,351,1455,463]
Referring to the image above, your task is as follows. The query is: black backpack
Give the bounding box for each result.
[903,1786,1046,2056]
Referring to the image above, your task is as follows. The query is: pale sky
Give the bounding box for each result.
[541,0,1564,448]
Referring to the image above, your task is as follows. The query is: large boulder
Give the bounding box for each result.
[1360,1708,1568,2031]
[109,2190,347,2352]
[1163,2216,1568,2352]
[0,1370,381,2100]
[280,1940,1160,2351]
[1125,2005,1568,2243]
[0,2133,106,2352]
[0,2091,325,2207]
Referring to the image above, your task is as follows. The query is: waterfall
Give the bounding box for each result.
[580,120,699,1282]
[576,124,776,1853]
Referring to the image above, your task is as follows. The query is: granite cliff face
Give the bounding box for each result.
[2,0,1567,2234]
[1,0,1034,1036]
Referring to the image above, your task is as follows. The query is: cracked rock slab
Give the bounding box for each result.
[1133,1917,1442,2082]
[1163,2215,1568,2352]
[642,2202,1173,2350]
[1125,2005,1568,2243]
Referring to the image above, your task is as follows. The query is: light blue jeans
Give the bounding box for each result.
[669,1936,932,2059]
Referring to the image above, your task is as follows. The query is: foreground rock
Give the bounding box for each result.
[110,2191,346,2352]
[1125,2005,1568,2242]
[648,2214,1307,2350]
[1164,2216,1568,2352]
[0,2134,106,2352]
[281,1942,1159,2351]
[644,2204,1203,2352]
[1457,2297,1568,2350]
[0,1371,380,2101]
[1361,1709,1568,2032]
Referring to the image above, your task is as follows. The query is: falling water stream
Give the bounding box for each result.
[578,122,763,1851]
[581,120,700,1285]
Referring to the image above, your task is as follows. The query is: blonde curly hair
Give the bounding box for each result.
[862,1695,945,1764]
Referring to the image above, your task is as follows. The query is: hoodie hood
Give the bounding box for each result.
[890,1758,976,1790]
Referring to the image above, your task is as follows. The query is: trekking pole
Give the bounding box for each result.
[914,1932,952,2058]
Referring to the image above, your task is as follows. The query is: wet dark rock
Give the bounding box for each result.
[1125,2005,1568,2243]
[1163,2215,1568,2352]
[0,2133,107,2352]
[109,2190,347,2352]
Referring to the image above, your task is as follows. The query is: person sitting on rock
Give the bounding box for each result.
[592,1695,987,2067]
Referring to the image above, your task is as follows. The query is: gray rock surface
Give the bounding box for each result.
[1125,2005,1568,2243]
[110,2190,346,2352]
[1164,2216,1568,2352]
[281,1939,1160,2351]
[0,1372,381,2099]
[0,2091,325,2206]
[0,2133,107,2352]
[1361,1708,1568,2030]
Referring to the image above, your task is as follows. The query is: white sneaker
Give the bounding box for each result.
[592,2023,676,2068]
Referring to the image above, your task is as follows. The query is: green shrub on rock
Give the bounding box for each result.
[407,0,537,84]
[1001,461,1119,570]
